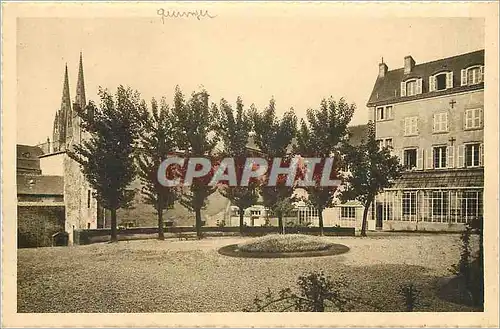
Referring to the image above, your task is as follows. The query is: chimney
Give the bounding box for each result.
[378,59,388,78]
[404,55,415,74]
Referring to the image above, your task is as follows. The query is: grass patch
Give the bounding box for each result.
[237,234,333,253]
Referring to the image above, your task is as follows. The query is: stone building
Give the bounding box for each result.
[367,49,484,231]
[37,53,99,243]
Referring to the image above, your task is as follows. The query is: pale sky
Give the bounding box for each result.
[16,16,484,145]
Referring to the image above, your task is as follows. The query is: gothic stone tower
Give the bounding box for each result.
[62,53,99,243]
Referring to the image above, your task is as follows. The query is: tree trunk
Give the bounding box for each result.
[318,209,324,236]
[110,209,118,243]
[361,196,373,237]
[278,213,284,234]
[239,206,245,235]
[195,208,203,239]
[157,207,165,240]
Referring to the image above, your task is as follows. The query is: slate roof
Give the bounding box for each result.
[17,175,64,195]
[387,168,483,190]
[367,49,484,107]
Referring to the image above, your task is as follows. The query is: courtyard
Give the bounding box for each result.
[17,234,478,312]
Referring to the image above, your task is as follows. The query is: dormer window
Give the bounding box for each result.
[429,71,453,91]
[461,65,484,86]
[400,78,422,97]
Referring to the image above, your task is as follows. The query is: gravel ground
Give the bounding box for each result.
[17,234,479,312]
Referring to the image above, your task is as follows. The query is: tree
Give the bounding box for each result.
[171,86,219,239]
[136,98,178,240]
[213,97,259,234]
[251,98,297,233]
[295,98,355,236]
[340,121,403,237]
[68,86,143,242]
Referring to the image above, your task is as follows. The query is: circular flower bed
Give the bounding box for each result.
[218,234,350,258]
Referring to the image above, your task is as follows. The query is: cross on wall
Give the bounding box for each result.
[449,137,456,146]
[449,99,457,109]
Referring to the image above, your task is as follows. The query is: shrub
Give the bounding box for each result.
[237,234,333,253]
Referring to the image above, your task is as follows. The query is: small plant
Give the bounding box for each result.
[399,282,420,312]
[245,270,380,312]
[217,220,226,228]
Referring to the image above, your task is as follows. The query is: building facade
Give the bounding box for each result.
[36,53,99,243]
[367,50,484,231]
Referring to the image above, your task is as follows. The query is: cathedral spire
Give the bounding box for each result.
[75,52,86,110]
[61,64,71,111]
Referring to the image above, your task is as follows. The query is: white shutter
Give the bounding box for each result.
[479,143,484,166]
[479,66,484,83]
[432,114,437,132]
[464,110,470,130]
[400,149,405,166]
[404,118,408,136]
[461,69,467,86]
[414,117,419,134]
[417,149,423,170]
[425,148,433,169]
[401,82,406,97]
[416,78,422,94]
[446,72,453,88]
[429,76,436,92]
[457,145,465,168]
[447,145,454,168]
[445,113,449,132]
[479,108,483,128]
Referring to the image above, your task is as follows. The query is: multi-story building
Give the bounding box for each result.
[367,49,484,231]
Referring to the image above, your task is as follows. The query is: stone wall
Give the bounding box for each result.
[18,205,65,248]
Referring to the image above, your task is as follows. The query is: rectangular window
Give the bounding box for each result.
[467,67,483,85]
[384,138,393,148]
[402,191,417,217]
[465,108,482,129]
[465,143,480,167]
[376,107,384,120]
[433,146,447,169]
[436,73,447,90]
[432,191,449,219]
[433,112,448,133]
[341,207,356,219]
[376,106,393,121]
[406,80,416,96]
[404,149,417,169]
[461,191,483,223]
[404,117,418,136]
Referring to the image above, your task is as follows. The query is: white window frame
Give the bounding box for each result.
[404,116,419,136]
[433,112,449,133]
[461,65,484,86]
[403,148,418,170]
[430,71,453,92]
[464,108,483,130]
[433,146,447,169]
[340,207,356,219]
[465,143,481,168]
[376,105,393,121]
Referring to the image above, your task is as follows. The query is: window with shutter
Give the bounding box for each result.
[480,66,484,83]
[446,72,453,88]
[400,82,406,97]
[447,146,454,168]
[429,76,436,92]
[416,78,423,94]
[425,148,433,169]
[465,108,482,129]
[457,145,465,168]
[479,143,484,166]
[416,149,422,170]
[461,69,467,86]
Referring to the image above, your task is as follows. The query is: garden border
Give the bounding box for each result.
[217,243,350,258]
